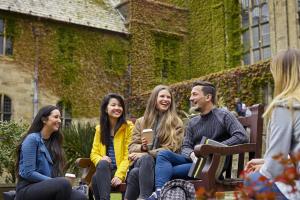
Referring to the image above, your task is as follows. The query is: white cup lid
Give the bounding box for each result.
[142,128,153,133]
[65,173,76,178]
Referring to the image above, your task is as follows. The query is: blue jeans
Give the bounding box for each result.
[244,171,288,200]
[155,150,192,188]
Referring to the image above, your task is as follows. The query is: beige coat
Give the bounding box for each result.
[128,117,184,157]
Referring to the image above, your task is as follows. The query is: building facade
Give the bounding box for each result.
[1,0,300,123]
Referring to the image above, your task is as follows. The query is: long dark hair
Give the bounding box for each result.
[100,93,127,146]
[15,105,65,178]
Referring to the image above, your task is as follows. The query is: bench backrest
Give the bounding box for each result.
[224,104,264,179]
[237,104,264,159]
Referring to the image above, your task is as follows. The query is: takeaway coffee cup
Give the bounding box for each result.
[65,173,76,186]
[142,128,153,147]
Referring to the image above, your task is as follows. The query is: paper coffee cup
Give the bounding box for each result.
[65,173,76,186]
[142,129,153,145]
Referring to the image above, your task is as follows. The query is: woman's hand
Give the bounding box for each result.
[111,176,122,187]
[101,156,112,163]
[141,137,148,152]
[129,153,146,161]
[245,158,264,174]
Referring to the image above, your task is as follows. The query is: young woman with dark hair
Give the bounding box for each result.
[90,93,134,200]
[15,105,87,200]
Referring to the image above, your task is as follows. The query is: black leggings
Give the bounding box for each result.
[125,154,155,200]
[91,160,117,200]
[16,177,87,200]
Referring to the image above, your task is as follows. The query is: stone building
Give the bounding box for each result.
[1,0,300,123]
[241,0,300,64]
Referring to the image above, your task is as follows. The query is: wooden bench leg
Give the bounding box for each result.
[88,189,94,200]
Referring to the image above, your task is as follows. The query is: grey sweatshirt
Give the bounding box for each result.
[260,100,300,199]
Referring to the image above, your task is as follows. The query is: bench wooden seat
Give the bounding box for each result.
[192,104,264,192]
[75,158,126,200]
[76,104,264,198]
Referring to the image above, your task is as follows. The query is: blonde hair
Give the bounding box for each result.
[143,85,183,152]
[264,48,300,119]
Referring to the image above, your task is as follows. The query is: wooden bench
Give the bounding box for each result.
[75,158,126,200]
[76,104,264,198]
[76,118,138,200]
[191,104,264,193]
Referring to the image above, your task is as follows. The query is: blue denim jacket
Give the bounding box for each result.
[18,132,53,182]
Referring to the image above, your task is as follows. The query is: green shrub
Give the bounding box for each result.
[0,120,29,183]
[63,123,95,173]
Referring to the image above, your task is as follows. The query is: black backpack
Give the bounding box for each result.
[159,179,195,200]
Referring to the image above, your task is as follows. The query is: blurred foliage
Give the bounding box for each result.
[63,123,95,173]
[128,60,272,117]
[0,120,28,183]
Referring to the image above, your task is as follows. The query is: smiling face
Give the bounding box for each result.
[106,98,123,119]
[156,89,172,112]
[43,109,61,133]
[189,86,211,113]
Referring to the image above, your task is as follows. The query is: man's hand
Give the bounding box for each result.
[245,158,264,174]
[111,176,122,187]
[190,152,197,162]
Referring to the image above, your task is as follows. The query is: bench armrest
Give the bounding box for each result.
[194,143,257,158]
[75,158,95,185]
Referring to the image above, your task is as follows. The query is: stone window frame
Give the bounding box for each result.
[153,32,181,81]
[57,101,72,128]
[0,18,13,56]
[106,50,123,70]
[241,0,271,65]
[0,94,12,121]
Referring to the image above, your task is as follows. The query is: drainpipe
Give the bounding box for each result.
[32,25,40,118]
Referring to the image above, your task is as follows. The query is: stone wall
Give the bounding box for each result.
[0,58,59,122]
[0,11,129,118]
[269,0,300,54]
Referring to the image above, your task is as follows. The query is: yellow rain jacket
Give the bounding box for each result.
[90,121,133,181]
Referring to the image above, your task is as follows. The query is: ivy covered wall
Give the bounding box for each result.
[1,12,129,118]
[128,60,273,117]
[1,0,248,119]
[127,0,190,95]
[157,0,242,77]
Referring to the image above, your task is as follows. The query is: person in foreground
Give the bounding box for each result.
[125,85,184,200]
[15,105,87,200]
[90,93,134,200]
[147,81,249,200]
[244,49,300,200]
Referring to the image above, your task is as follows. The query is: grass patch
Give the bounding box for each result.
[111,193,122,200]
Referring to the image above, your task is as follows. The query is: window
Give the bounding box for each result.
[0,94,12,121]
[241,0,270,65]
[105,50,126,75]
[57,101,72,127]
[154,34,180,81]
[0,18,13,56]
[107,50,122,69]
